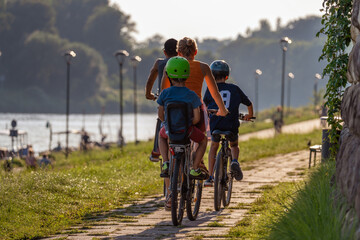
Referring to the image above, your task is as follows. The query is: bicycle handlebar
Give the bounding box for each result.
[207,109,256,121]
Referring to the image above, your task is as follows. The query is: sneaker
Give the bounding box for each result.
[160,162,169,178]
[190,168,206,180]
[231,160,243,181]
[204,176,214,187]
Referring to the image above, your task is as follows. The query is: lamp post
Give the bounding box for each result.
[114,50,129,147]
[130,56,142,144]
[287,72,294,115]
[314,73,322,114]
[254,69,262,116]
[64,50,76,158]
[279,37,292,126]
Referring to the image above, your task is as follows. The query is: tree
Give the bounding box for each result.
[52,0,108,42]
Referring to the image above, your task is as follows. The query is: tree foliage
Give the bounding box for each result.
[317,0,352,155]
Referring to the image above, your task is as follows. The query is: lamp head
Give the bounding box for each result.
[255,69,262,76]
[130,55,142,67]
[288,72,294,79]
[114,50,129,65]
[64,50,76,64]
[315,73,322,80]
[280,37,292,51]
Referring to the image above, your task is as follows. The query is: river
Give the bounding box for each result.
[0,113,158,154]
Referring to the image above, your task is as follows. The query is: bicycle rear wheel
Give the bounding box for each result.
[223,149,233,207]
[186,179,202,220]
[171,155,186,226]
[214,151,224,211]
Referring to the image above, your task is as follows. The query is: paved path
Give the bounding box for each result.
[239,118,321,141]
[44,150,309,240]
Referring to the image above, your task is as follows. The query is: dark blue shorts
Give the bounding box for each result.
[211,129,238,143]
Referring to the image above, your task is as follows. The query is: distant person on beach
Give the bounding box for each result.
[39,154,52,169]
[25,148,37,169]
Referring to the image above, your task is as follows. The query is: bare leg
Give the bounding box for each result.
[159,135,169,162]
[230,140,239,160]
[208,141,219,176]
[193,137,207,169]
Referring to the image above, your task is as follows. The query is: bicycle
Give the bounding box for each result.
[208,110,255,211]
[166,102,203,226]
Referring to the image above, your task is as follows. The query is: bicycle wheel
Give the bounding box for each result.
[214,151,224,211]
[171,155,186,226]
[223,149,233,207]
[186,178,202,220]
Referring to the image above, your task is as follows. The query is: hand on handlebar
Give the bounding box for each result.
[217,108,229,117]
[145,93,158,101]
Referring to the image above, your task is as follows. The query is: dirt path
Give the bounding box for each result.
[44,150,309,240]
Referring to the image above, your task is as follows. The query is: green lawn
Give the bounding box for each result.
[227,161,357,240]
[0,129,323,239]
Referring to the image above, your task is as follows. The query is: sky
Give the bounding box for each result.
[110,0,324,42]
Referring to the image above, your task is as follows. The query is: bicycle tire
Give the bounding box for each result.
[171,155,185,226]
[186,179,202,220]
[223,148,233,207]
[214,151,224,211]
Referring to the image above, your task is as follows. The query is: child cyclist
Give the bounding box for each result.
[203,60,254,186]
[157,56,208,209]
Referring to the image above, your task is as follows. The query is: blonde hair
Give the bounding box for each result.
[178,37,197,58]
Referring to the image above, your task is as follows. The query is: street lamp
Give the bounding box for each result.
[114,50,129,147]
[130,56,142,144]
[287,72,294,115]
[314,73,322,114]
[64,50,76,158]
[279,37,292,126]
[254,69,262,116]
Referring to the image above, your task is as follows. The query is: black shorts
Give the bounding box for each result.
[211,129,238,143]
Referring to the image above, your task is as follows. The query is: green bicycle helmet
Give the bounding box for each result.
[165,56,190,79]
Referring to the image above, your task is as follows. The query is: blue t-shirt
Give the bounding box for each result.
[203,82,251,133]
[157,86,202,132]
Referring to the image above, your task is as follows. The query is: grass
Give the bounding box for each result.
[239,130,321,163]
[0,141,162,240]
[227,161,357,240]
[238,105,319,135]
[0,128,322,239]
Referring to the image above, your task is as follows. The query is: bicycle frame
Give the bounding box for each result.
[169,143,192,193]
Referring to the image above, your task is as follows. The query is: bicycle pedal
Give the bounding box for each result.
[149,155,161,162]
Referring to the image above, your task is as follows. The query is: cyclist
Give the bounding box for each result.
[145,38,178,160]
[203,60,254,186]
[157,56,208,209]
[161,37,229,174]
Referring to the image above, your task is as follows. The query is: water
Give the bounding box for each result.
[0,113,158,153]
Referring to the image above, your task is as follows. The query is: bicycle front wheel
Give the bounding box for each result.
[171,156,186,226]
[214,151,224,211]
[186,179,202,220]
[223,149,233,207]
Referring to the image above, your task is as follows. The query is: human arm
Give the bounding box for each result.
[192,107,200,125]
[201,63,229,116]
[160,68,171,90]
[244,103,254,121]
[145,60,159,100]
[158,105,165,122]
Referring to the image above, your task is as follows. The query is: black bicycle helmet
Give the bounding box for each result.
[210,60,230,80]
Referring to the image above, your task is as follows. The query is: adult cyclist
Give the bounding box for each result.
[145,38,178,160]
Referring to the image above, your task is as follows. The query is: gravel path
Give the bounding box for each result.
[44,150,309,240]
